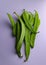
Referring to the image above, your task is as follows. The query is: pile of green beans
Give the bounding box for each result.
[7,9,40,62]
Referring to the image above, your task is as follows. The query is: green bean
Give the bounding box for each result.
[16,22,21,44]
[14,12,25,57]
[22,10,34,32]
[30,10,40,48]
[16,21,23,57]
[24,27,30,62]
[28,12,34,26]
[7,13,16,36]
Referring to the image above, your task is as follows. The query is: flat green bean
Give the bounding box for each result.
[14,12,25,57]
[7,13,16,36]
[22,10,34,32]
[24,27,30,62]
[30,10,40,48]
[16,22,23,57]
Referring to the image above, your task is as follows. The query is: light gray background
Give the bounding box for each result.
[0,0,46,65]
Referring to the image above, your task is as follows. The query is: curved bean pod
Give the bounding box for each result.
[24,27,30,62]
[22,10,34,32]
[7,13,16,36]
[16,22,23,57]
[30,10,40,48]
[14,12,25,57]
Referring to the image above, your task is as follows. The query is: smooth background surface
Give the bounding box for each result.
[0,0,46,65]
